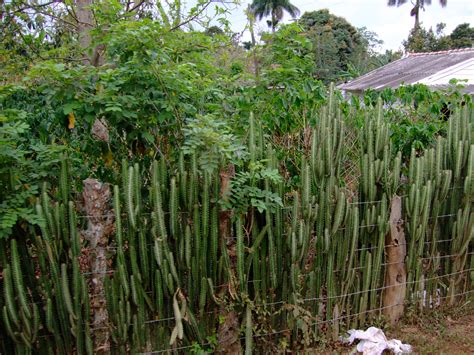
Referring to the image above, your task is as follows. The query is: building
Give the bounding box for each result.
[338,48,474,96]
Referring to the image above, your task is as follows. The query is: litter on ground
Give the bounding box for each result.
[343,326,412,355]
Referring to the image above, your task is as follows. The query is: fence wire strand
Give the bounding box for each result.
[34,268,474,341]
[71,211,462,253]
[71,186,464,219]
[139,287,474,354]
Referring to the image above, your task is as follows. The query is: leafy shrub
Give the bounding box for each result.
[0,110,71,238]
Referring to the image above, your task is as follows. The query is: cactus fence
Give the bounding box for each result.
[1,95,473,354]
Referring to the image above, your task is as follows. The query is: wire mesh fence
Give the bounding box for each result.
[138,285,474,354]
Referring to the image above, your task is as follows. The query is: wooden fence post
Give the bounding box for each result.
[382,196,407,325]
[83,178,114,353]
[216,164,241,355]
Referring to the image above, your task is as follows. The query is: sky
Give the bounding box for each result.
[219,0,474,52]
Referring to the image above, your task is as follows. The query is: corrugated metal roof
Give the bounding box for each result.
[338,48,474,92]
[416,57,474,86]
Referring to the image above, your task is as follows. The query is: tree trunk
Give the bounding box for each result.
[382,196,407,325]
[412,0,421,31]
[216,164,241,355]
[246,7,259,80]
[414,11,419,31]
[271,11,276,33]
[75,0,94,64]
[82,178,114,353]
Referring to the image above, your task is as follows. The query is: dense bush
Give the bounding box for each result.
[1,22,471,242]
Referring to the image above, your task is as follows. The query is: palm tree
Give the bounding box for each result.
[388,0,447,30]
[249,0,300,33]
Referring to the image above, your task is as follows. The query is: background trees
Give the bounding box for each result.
[298,10,386,82]
[450,23,474,48]
[403,22,474,52]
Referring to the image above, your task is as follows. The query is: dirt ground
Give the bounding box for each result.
[387,303,474,354]
[308,301,474,354]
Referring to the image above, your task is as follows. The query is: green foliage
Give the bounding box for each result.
[403,24,448,52]
[257,10,388,83]
[205,26,225,37]
[361,84,471,160]
[300,10,363,82]
[404,22,473,53]
[241,24,327,133]
[450,23,474,49]
[182,114,247,173]
[225,161,283,213]
[0,108,72,238]
[230,61,244,76]
[0,0,236,76]
[1,21,241,180]
[262,23,315,81]
[390,118,445,157]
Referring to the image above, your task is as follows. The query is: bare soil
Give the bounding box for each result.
[387,302,474,354]
[305,301,474,354]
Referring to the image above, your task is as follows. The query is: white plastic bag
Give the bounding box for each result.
[344,326,412,355]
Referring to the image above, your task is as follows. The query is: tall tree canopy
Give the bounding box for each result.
[450,23,474,49]
[299,10,363,81]
[249,0,300,32]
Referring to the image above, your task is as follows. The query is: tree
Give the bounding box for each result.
[75,0,95,64]
[261,23,315,81]
[403,23,448,52]
[348,28,403,78]
[0,0,235,69]
[300,10,363,82]
[0,0,140,65]
[249,0,300,33]
[403,22,472,53]
[245,5,260,78]
[450,23,474,49]
[388,0,447,30]
[350,27,383,75]
[358,27,384,54]
[374,49,403,66]
[205,25,224,37]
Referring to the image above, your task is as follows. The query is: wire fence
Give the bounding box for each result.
[26,211,470,307]
[71,186,465,220]
[35,268,474,341]
[138,286,474,354]
[68,210,462,255]
[19,188,473,351]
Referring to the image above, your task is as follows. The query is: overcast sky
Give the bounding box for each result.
[221,0,473,52]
